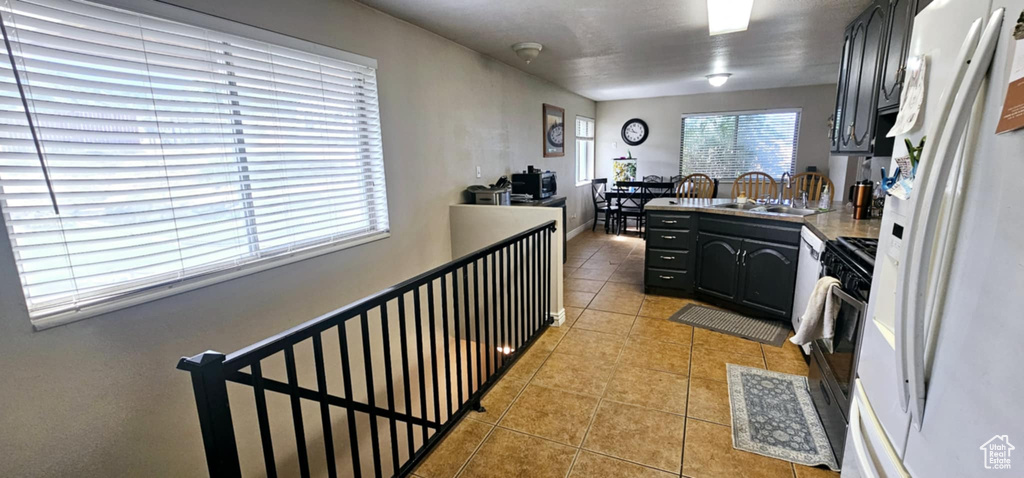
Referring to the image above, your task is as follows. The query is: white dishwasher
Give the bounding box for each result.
[792,226,825,342]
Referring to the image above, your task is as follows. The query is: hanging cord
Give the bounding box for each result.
[0,9,59,214]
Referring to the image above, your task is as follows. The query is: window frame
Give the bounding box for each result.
[679,108,801,180]
[575,115,595,186]
[1,0,390,330]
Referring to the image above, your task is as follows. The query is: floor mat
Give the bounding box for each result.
[668,304,789,347]
[727,364,839,471]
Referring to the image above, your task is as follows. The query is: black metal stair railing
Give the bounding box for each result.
[177,220,556,477]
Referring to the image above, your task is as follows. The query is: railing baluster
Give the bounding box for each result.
[397,295,415,459]
[452,270,464,408]
[312,334,338,478]
[440,276,453,419]
[337,320,362,477]
[498,247,506,366]
[462,265,473,396]
[251,361,277,478]
[379,304,401,475]
[283,345,311,478]
[427,281,441,426]
[413,287,429,446]
[483,255,492,378]
[518,239,525,347]
[359,312,383,478]
[544,229,551,324]
[473,261,482,391]
[512,242,519,352]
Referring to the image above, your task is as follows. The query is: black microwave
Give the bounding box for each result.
[511,171,556,199]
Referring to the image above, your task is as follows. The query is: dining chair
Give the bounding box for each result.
[643,175,664,182]
[675,173,716,199]
[668,174,683,184]
[616,185,646,236]
[591,178,618,232]
[732,171,778,201]
[786,172,835,206]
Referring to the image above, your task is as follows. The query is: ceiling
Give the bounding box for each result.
[355,0,872,101]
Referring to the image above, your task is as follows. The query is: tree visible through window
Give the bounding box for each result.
[679,109,800,179]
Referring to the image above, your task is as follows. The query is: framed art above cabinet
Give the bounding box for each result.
[543,103,565,157]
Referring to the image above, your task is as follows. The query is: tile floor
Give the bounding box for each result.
[414,230,838,478]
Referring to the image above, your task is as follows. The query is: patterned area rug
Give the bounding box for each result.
[726,364,839,471]
[668,304,790,347]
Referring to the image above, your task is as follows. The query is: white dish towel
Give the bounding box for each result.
[791,276,842,354]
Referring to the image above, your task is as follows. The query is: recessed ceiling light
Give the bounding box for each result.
[708,0,754,36]
[707,73,732,87]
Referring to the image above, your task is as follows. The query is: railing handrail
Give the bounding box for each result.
[178,219,557,373]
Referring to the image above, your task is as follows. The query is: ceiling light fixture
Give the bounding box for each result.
[707,73,732,87]
[707,0,754,36]
[512,42,543,64]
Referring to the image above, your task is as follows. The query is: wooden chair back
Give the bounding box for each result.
[732,172,777,200]
[643,175,664,182]
[675,173,716,199]
[786,172,835,204]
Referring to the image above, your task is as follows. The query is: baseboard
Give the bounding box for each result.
[549,308,566,327]
[566,220,594,241]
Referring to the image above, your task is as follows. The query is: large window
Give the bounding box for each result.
[575,116,594,185]
[679,109,800,179]
[0,0,388,327]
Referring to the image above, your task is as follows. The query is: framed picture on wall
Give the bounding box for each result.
[543,103,565,157]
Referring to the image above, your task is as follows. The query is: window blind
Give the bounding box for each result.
[679,109,800,179]
[0,0,389,324]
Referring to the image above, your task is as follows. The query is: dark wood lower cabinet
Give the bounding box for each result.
[646,211,802,321]
[738,238,799,318]
[695,233,742,301]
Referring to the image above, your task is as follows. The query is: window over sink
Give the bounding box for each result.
[679,109,800,179]
[0,0,389,328]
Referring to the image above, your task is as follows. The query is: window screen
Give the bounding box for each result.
[0,0,388,324]
[679,109,800,179]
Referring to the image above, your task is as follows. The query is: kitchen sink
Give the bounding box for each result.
[712,202,820,217]
[712,203,763,211]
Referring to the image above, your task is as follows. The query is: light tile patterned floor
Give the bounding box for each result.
[415,230,836,478]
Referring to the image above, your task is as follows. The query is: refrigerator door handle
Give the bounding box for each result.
[902,9,1005,431]
[851,379,912,478]
[894,16,984,415]
[848,396,880,478]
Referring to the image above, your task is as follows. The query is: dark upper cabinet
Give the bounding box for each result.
[832,0,923,155]
[695,233,742,301]
[838,2,886,154]
[878,0,918,112]
[738,239,799,318]
[830,31,852,152]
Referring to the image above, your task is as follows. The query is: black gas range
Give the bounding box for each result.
[809,235,878,465]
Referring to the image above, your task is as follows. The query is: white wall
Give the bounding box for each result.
[595,85,836,196]
[0,0,594,475]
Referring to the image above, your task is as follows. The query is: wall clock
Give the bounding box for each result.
[621,118,648,146]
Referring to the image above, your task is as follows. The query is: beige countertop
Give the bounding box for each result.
[645,197,882,241]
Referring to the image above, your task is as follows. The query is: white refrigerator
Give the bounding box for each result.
[843,1,1024,477]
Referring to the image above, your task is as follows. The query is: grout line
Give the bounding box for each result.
[681,315,695,475]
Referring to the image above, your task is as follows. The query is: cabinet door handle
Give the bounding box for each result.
[659,255,676,260]
[742,250,748,265]
[662,220,678,224]
[658,275,675,280]
[735,249,741,264]
[848,121,856,138]
[661,235,676,240]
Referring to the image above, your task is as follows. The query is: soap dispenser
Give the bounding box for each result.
[818,185,831,211]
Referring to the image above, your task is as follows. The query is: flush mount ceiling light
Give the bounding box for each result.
[707,0,754,35]
[707,73,732,87]
[512,42,543,64]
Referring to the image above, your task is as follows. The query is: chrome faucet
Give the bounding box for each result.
[779,172,792,205]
